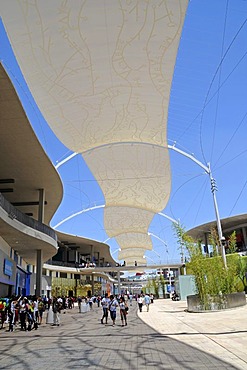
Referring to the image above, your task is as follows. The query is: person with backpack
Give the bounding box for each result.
[38,297,45,324]
[52,297,61,326]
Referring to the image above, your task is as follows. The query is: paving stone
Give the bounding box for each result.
[0,300,245,369]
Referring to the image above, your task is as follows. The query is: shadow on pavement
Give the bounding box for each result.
[0,304,241,370]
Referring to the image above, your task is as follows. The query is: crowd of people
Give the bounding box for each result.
[99,293,128,327]
[137,293,154,312]
[0,295,47,332]
[99,292,154,326]
[0,292,154,332]
[0,295,78,331]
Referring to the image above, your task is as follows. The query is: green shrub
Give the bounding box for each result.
[173,222,242,310]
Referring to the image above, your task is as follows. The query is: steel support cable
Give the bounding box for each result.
[174,48,247,145]
[74,152,89,211]
[63,178,93,208]
[192,177,208,226]
[181,176,208,223]
[214,148,247,172]
[229,179,247,216]
[174,15,247,149]
[209,0,229,164]
[213,110,247,170]
[199,12,247,164]
[168,173,205,222]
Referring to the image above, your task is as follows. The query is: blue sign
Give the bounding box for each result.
[4,259,13,277]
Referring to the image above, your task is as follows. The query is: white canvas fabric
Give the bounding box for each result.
[0,0,188,265]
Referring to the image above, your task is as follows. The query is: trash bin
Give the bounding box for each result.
[46,307,54,324]
[81,303,89,313]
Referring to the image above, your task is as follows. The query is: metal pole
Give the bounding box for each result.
[168,267,172,298]
[117,271,121,295]
[208,164,227,268]
[36,249,43,297]
[168,144,227,268]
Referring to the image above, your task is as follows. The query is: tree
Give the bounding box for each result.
[151,277,159,298]
[159,274,166,298]
[227,231,237,254]
[173,222,239,310]
[235,256,247,293]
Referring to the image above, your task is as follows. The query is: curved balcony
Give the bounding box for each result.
[0,192,57,241]
[0,193,58,264]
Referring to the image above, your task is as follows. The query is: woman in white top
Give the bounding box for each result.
[137,294,143,312]
[109,295,118,326]
[101,293,110,324]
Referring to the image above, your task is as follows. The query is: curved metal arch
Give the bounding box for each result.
[52,204,105,229]
[53,203,177,230]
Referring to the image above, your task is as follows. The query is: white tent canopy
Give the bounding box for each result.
[0,0,188,265]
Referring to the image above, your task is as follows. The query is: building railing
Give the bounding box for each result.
[45,260,118,279]
[46,260,77,268]
[0,192,57,241]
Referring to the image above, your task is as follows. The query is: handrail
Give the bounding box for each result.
[0,192,57,241]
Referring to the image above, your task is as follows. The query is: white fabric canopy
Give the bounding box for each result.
[115,233,153,251]
[0,0,188,265]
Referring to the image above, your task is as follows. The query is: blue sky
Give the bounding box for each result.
[1,0,247,266]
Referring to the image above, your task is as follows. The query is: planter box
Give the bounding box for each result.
[187,291,246,312]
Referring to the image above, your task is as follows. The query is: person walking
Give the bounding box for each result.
[6,299,15,332]
[38,297,45,324]
[129,293,133,306]
[52,297,61,326]
[77,296,82,313]
[109,295,118,327]
[137,294,143,312]
[144,293,151,312]
[97,295,101,307]
[33,297,39,324]
[19,297,29,331]
[88,296,93,310]
[119,297,128,327]
[101,293,110,324]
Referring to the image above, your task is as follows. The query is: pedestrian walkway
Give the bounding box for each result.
[138,298,247,370]
[0,299,246,369]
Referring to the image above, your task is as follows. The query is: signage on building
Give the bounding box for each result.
[4,259,13,277]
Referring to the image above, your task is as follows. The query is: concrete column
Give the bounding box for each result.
[204,233,209,254]
[117,271,121,295]
[36,249,43,297]
[242,227,247,248]
[91,274,95,295]
[38,188,45,223]
[90,245,94,263]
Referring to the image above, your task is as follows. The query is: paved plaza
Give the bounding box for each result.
[0,299,246,370]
